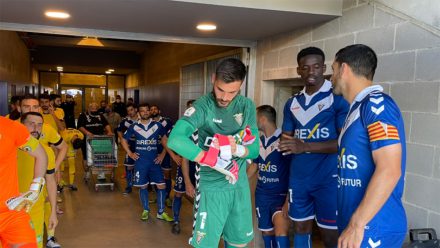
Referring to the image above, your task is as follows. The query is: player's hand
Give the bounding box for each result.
[171,154,182,166]
[48,211,58,230]
[155,152,165,165]
[185,181,196,198]
[278,134,306,155]
[338,221,364,248]
[128,152,139,161]
[6,177,45,212]
[228,135,237,154]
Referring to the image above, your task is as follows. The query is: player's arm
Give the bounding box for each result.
[165,141,182,166]
[154,135,168,164]
[45,171,58,230]
[168,120,203,162]
[53,139,68,170]
[181,158,195,198]
[246,163,258,179]
[121,127,138,160]
[8,137,47,212]
[279,130,338,154]
[339,144,402,248]
[50,105,65,131]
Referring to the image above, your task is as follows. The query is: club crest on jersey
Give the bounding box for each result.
[196,231,206,244]
[184,107,196,117]
[318,103,325,111]
[233,113,243,126]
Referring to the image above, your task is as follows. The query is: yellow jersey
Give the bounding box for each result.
[41,108,64,132]
[17,123,60,193]
[60,128,84,157]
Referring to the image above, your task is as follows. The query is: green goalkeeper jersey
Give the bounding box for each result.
[179,93,259,191]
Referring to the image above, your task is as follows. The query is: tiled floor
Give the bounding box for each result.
[55,148,325,247]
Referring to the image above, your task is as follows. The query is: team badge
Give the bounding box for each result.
[21,145,32,152]
[233,113,243,126]
[184,107,196,117]
[196,231,206,244]
[318,103,325,111]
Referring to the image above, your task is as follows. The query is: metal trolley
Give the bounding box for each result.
[85,135,118,191]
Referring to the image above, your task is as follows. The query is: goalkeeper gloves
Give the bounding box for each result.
[6,177,45,212]
[199,134,239,184]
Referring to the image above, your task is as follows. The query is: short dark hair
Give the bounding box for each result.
[116,95,121,99]
[297,47,325,64]
[128,97,134,101]
[10,95,21,104]
[126,103,137,109]
[39,93,50,100]
[138,103,150,109]
[215,58,247,83]
[50,94,61,101]
[21,94,38,105]
[72,138,83,150]
[20,112,43,123]
[257,105,276,124]
[335,44,377,80]
[186,99,196,108]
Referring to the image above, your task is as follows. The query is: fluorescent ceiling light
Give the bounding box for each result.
[45,11,70,19]
[56,66,63,71]
[197,24,216,31]
[108,69,115,72]
[77,37,104,47]
[105,71,112,74]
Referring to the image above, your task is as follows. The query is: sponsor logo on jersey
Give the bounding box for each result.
[258,161,277,173]
[338,148,358,170]
[295,123,329,139]
[184,107,196,117]
[233,113,243,126]
[212,118,222,123]
[136,139,157,145]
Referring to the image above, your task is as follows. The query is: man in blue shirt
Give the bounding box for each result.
[331,44,407,248]
[279,47,349,247]
[248,105,290,248]
[121,103,173,222]
[117,103,139,195]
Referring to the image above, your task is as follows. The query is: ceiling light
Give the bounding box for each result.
[108,69,115,72]
[77,37,104,47]
[45,11,70,19]
[197,24,216,31]
[56,66,63,71]
[105,71,112,74]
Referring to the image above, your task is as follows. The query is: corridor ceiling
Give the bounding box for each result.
[0,0,342,44]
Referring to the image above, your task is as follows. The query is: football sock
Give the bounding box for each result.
[172,195,182,222]
[294,233,311,248]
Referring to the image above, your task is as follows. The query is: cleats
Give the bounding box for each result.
[171,221,181,234]
[141,210,149,221]
[46,237,61,248]
[156,212,173,222]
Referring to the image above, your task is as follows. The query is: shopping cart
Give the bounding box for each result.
[85,135,118,191]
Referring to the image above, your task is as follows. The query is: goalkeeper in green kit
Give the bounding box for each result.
[168,58,259,248]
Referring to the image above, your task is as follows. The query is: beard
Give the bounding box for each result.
[151,113,159,118]
[31,131,41,139]
[212,91,231,108]
[140,115,149,120]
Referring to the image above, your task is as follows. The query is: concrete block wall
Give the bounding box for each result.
[254,0,440,237]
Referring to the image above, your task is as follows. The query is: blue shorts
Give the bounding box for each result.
[160,154,172,170]
[124,154,135,167]
[173,163,196,193]
[288,178,337,229]
[133,160,165,187]
[360,230,405,248]
[255,192,286,231]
